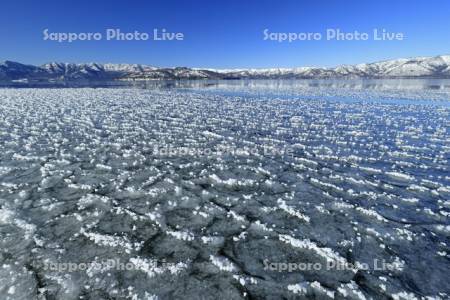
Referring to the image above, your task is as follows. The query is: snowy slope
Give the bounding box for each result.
[212,55,450,78]
[1,55,450,81]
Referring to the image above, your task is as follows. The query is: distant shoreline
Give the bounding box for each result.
[1,55,450,83]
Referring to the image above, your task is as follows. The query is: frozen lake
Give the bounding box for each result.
[0,80,449,299]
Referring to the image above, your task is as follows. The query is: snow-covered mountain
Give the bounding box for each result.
[1,55,450,82]
[0,61,46,80]
[211,55,450,79]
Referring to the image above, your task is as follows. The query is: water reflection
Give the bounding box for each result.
[2,79,450,90]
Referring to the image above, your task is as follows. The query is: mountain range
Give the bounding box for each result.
[1,55,450,82]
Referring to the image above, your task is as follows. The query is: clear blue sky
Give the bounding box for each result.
[1,0,449,68]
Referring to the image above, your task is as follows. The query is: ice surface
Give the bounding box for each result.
[0,85,449,299]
